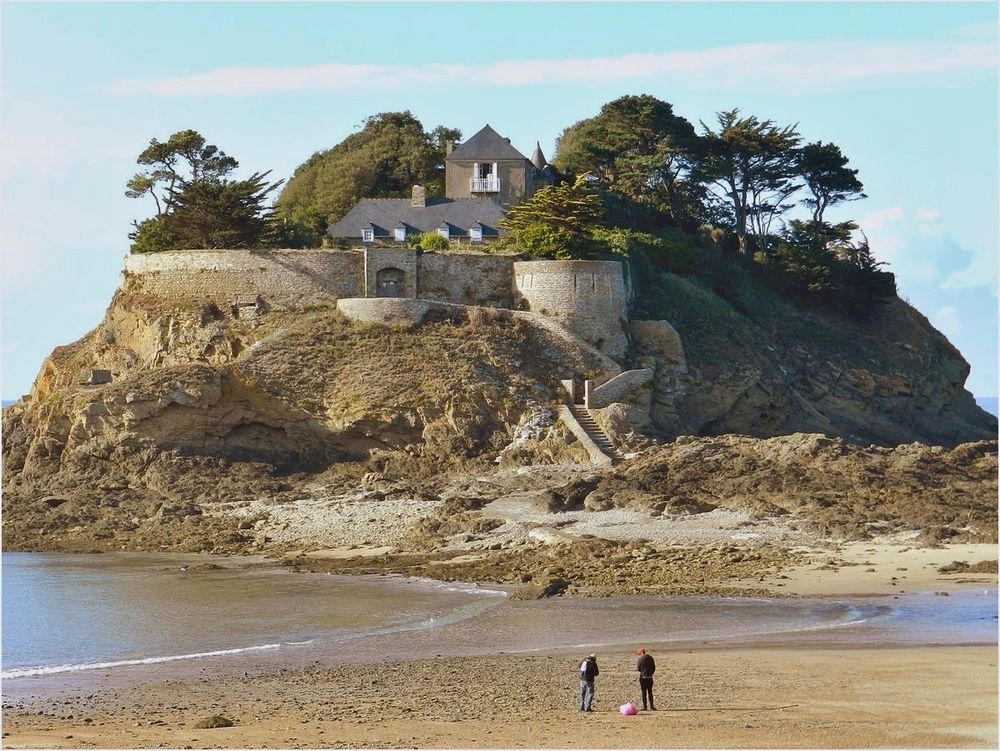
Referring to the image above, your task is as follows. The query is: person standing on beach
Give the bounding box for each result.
[636,647,656,710]
[579,653,599,711]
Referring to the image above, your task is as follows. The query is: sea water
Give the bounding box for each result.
[1,552,506,680]
[2,553,995,689]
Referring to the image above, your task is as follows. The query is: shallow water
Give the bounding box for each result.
[1,552,505,679]
[2,553,995,695]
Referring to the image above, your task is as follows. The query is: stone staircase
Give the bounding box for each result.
[567,403,621,464]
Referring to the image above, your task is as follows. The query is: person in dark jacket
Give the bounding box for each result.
[579,653,599,711]
[636,647,656,710]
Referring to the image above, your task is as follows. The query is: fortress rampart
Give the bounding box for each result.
[122,249,631,359]
[122,249,518,311]
[513,260,629,359]
[122,250,363,308]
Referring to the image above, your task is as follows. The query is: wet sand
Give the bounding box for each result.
[3,544,996,749]
[755,541,998,596]
[2,646,996,749]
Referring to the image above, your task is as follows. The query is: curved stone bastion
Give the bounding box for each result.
[513,260,629,359]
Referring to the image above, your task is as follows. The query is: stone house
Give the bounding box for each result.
[327,124,556,245]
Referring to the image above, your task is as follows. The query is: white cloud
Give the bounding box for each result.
[932,306,962,339]
[0,132,79,183]
[108,38,999,98]
[941,246,999,293]
[857,205,997,295]
[860,205,904,233]
[914,207,944,236]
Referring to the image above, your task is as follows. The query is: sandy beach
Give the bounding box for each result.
[2,543,996,750]
[3,646,995,749]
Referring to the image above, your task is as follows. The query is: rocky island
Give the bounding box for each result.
[3,115,997,595]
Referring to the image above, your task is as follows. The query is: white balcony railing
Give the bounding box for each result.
[470,176,500,193]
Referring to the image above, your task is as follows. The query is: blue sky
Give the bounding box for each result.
[2,1,997,401]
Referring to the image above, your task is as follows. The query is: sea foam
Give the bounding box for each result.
[2,643,281,679]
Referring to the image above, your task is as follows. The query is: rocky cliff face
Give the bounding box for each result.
[3,289,610,546]
[3,264,996,554]
[630,271,995,448]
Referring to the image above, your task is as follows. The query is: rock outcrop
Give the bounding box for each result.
[631,271,995,447]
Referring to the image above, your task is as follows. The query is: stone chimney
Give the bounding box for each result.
[411,185,426,208]
[445,140,454,156]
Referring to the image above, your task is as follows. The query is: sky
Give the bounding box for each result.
[1,1,997,401]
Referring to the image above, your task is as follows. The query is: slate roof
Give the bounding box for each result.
[447,125,529,162]
[327,197,507,239]
[531,141,547,170]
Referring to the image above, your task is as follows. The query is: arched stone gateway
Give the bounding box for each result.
[375,267,406,298]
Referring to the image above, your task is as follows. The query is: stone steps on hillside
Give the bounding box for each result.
[567,403,621,464]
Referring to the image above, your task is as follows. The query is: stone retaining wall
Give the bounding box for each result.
[122,249,520,311]
[122,249,363,308]
[418,252,518,308]
[585,368,655,409]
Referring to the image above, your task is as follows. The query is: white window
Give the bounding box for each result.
[362,228,374,243]
[437,226,450,239]
[470,226,483,243]
[394,227,406,242]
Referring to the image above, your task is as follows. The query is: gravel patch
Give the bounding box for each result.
[482,496,814,547]
[228,493,442,550]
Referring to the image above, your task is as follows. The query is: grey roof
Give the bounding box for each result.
[327,197,507,239]
[447,125,528,162]
[531,141,547,170]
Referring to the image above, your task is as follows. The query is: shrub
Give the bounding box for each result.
[656,227,699,273]
[129,217,179,254]
[591,226,699,274]
[512,222,580,259]
[418,232,449,251]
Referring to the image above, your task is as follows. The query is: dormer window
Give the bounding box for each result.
[361,227,374,243]
[470,222,483,243]
[437,222,450,240]
[394,223,406,242]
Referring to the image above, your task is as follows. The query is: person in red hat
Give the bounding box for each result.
[636,647,656,710]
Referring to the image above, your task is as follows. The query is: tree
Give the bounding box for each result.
[275,112,461,245]
[695,110,801,255]
[771,220,849,296]
[501,174,605,258]
[770,220,894,317]
[126,129,239,216]
[553,95,701,225]
[126,129,282,253]
[797,141,866,222]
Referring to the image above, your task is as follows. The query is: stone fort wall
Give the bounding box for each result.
[417,253,517,308]
[122,249,518,311]
[513,260,629,359]
[122,250,630,359]
[122,249,364,309]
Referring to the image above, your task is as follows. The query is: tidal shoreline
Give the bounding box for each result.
[2,545,996,748]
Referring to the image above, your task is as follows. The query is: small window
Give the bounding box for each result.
[437,226,449,239]
[394,227,406,242]
[470,227,483,243]
[362,228,374,243]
